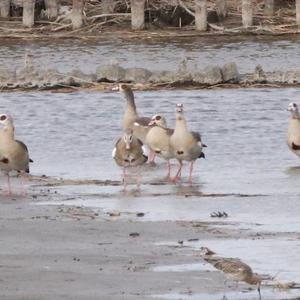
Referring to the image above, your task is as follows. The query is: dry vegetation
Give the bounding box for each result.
[0,0,298,39]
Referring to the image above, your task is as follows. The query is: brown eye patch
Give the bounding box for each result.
[0,115,7,121]
[155,115,162,121]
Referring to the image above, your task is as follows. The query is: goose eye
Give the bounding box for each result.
[0,115,7,121]
[155,116,161,121]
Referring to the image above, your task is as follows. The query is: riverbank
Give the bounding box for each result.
[0,174,299,300]
[1,59,300,92]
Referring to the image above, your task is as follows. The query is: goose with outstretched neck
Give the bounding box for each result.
[113,84,156,162]
[112,128,148,190]
[170,104,206,184]
[0,114,33,196]
[287,102,300,157]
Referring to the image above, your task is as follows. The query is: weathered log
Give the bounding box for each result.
[195,0,207,31]
[23,0,35,28]
[0,0,10,18]
[131,0,145,30]
[216,0,227,21]
[242,0,253,27]
[297,0,300,27]
[44,0,58,19]
[71,0,84,29]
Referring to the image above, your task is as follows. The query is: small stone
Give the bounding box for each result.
[221,62,240,83]
[124,67,152,83]
[129,232,140,237]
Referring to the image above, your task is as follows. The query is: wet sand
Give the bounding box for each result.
[0,176,299,300]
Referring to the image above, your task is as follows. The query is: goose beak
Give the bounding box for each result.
[125,143,131,150]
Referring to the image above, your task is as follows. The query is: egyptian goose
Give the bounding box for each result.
[287,102,300,157]
[145,114,174,179]
[169,104,206,184]
[114,84,151,142]
[0,114,32,195]
[112,128,148,190]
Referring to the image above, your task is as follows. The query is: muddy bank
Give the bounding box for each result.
[0,174,299,300]
[1,60,300,91]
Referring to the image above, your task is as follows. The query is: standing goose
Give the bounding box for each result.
[114,84,152,143]
[0,114,32,196]
[145,114,174,179]
[170,104,206,184]
[287,102,300,157]
[112,128,148,190]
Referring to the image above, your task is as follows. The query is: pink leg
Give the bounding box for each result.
[20,172,28,197]
[136,166,141,190]
[165,160,172,181]
[5,174,12,196]
[188,161,195,185]
[148,150,156,163]
[172,161,183,183]
[123,168,127,191]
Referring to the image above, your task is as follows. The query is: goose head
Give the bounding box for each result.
[148,114,167,127]
[288,102,300,118]
[175,103,184,121]
[123,128,134,150]
[0,114,14,129]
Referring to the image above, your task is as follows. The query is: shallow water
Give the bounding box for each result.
[1,87,300,194]
[0,36,299,73]
[1,87,300,299]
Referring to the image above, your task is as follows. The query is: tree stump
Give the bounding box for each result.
[297,0,300,27]
[71,0,84,29]
[0,0,10,18]
[45,0,58,20]
[23,0,35,28]
[131,0,145,30]
[264,0,274,16]
[195,0,207,31]
[216,0,227,21]
[242,0,253,27]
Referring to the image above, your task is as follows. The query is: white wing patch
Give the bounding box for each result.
[142,145,148,156]
[112,147,116,158]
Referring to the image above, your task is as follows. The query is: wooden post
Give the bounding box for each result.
[131,0,145,30]
[44,0,58,19]
[72,0,84,29]
[216,0,227,21]
[23,0,35,28]
[242,0,253,27]
[297,0,300,27]
[195,0,207,31]
[264,0,274,16]
[0,0,10,18]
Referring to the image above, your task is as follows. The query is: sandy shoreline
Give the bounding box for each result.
[0,176,299,300]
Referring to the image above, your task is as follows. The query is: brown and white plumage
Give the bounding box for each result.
[287,102,300,157]
[0,114,32,195]
[204,256,261,298]
[145,114,174,179]
[169,104,206,184]
[113,128,147,190]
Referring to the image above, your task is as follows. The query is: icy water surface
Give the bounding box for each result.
[0,36,299,73]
